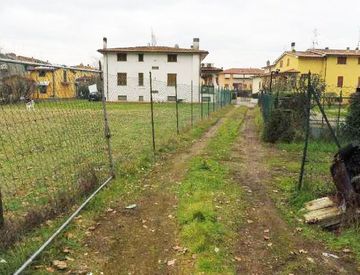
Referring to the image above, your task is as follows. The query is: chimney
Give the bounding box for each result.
[103,37,107,49]
[266,60,270,67]
[325,47,329,50]
[346,47,350,51]
[193,38,200,50]
[291,42,296,52]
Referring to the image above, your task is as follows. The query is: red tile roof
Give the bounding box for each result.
[98,46,208,55]
[309,48,360,56]
[221,68,264,75]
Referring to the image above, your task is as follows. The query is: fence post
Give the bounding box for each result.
[101,70,115,178]
[191,81,194,127]
[0,189,4,228]
[200,87,203,119]
[207,95,210,117]
[336,89,343,136]
[212,92,215,112]
[149,72,156,155]
[175,83,179,134]
[298,72,312,190]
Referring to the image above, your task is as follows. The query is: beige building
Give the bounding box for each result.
[218,68,264,92]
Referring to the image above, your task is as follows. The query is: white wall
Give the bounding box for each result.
[252,77,262,94]
[103,52,201,102]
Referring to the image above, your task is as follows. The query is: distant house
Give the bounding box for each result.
[268,43,360,96]
[98,38,209,102]
[28,66,97,99]
[200,63,223,87]
[0,53,98,99]
[0,53,27,80]
[218,68,264,92]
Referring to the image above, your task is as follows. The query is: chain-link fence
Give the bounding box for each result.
[0,58,232,273]
[258,75,359,193]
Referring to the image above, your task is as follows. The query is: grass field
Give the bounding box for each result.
[0,100,212,233]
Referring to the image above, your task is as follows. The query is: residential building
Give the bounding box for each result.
[200,63,222,87]
[28,65,98,99]
[269,43,360,96]
[218,68,264,92]
[251,75,263,94]
[0,53,97,99]
[98,38,208,102]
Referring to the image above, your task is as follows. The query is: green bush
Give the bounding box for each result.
[263,109,296,143]
[344,91,360,141]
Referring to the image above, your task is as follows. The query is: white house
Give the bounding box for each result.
[98,38,208,102]
[251,76,263,94]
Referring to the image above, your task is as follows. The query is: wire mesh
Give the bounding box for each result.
[0,58,233,273]
[0,60,115,275]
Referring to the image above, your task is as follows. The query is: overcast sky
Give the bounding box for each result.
[0,0,359,68]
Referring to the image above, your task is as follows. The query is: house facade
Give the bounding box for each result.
[28,66,98,99]
[200,63,222,87]
[218,68,264,92]
[98,38,208,102]
[270,46,360,96]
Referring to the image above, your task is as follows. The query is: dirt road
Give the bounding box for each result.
[67,107,359,274]
[230,108,359,274]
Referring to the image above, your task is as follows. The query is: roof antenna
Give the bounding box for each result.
[150,28,157,47]
[312,28,319,49]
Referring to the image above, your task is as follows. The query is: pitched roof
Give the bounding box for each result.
[309,48,360,56]
[98,46,208,55]
[221,68,264,75]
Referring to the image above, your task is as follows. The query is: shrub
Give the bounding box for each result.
[263,109,296,143]
[0,75,35,103]
[344,91,360,141]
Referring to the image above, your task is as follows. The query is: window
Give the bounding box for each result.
[167,54,177,62]
[39,70,46,77]
[167,96,176,102]
[139,96,144,101]
[152,66,159,70]
[243,84,247,89]
[337,76,344,87]
[117,73,127,86]
[337,56,347,64]
[358,77,360,87]
[280,60,283,68]
[138,73,144,86]
[167,73,177,86]
[138,54,144,62]
[118,95,127,101]
[117,53,127,61]
[38,86,47,94]
[63,70,67,82]
[287,58,290,66]
[250,84,252,89]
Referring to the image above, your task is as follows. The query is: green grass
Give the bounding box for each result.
[0,100,210,220]
[313,104,349,118]
[176,107,247,273]
[254,107,360,263]
[0,100,232,274]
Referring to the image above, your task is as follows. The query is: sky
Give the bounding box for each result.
[0,0,359,69]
